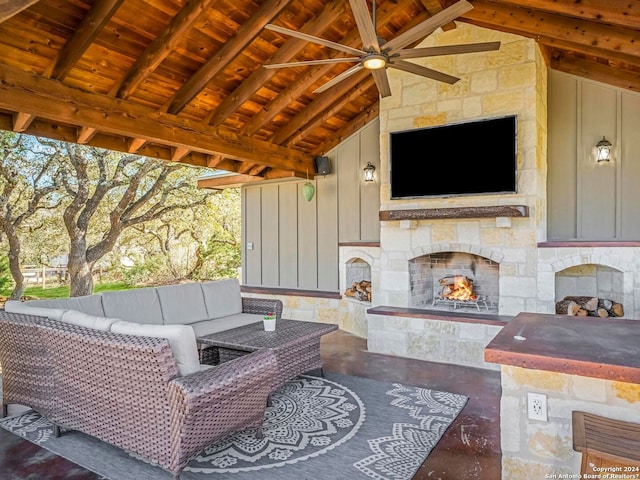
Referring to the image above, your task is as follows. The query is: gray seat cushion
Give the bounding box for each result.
[190,313,262,337]
[23,294,105,317]
[102,287,163,325]
[156,283,208,325]
[200,279,243,320]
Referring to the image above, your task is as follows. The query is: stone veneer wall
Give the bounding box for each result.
[500,365,640,478]
[368,313,502,370]
[376,23,547,316]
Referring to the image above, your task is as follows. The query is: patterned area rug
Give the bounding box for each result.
[0,372,467,480]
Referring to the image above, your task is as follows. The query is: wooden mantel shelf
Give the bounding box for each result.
[379,205,529,221]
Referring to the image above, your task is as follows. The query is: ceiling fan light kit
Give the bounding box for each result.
[362,54,386,70]
[262,0,500,98]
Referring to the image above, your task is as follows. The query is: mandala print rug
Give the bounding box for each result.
[0,372,467,480]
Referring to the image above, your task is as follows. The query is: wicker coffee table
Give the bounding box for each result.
[197,319,338,390]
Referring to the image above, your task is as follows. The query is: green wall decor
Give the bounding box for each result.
[302,181,315,201]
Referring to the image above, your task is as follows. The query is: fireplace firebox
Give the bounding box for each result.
[409,252,499,314]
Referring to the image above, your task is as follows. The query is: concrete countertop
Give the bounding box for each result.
[484,312,640,384]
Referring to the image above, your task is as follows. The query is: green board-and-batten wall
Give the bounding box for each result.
[242,120,380,291]
[548,70,640,240]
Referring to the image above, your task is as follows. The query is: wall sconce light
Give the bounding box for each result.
[363,162,376,182]
[596,136,612,162]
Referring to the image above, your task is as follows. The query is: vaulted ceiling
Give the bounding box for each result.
[0,0,638,188]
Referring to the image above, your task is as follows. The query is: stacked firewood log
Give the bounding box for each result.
[438,275,476,301]
[555,295,624,318]
[344,280,372,302]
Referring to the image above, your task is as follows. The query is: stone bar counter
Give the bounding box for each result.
[485,312,640,479]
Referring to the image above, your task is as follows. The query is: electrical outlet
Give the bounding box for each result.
[527,392,548,421]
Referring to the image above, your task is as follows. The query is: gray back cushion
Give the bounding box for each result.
[4,300,66,320]
[156,282,208,325]
[201,279,243,320]
[25,295,105,317]
[101,287,163,325]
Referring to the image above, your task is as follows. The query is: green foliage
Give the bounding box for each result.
[0,256,12,292]
[0,131,243,291]
[121,256,164,286]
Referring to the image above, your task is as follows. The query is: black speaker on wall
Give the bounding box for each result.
[314,156,332,175]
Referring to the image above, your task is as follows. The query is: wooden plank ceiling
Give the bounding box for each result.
[0,0,638,188]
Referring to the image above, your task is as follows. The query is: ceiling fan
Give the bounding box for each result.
[262,0,500,97]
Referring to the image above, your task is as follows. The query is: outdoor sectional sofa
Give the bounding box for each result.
[0,279,284,478]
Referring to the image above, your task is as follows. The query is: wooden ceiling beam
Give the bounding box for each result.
[537,36,640,71]
[0,113,212,167]
[206,158,244,172]
[286,76,376,147]
[165,0,293,115]
[171,146,190,162]
[198,174,266,189]
[419,0,456,31]
[271,68,371,145]
[491,0,640,31]
[206,155,224,168]
[238,162,256,174]
[242,0,420,137]
[113,0,218,99]
[312,102,379,156]
[127,137,148,153]
[205,0,346,127]
[12,111,35,132]
[550,55,640,93]
[247,164,268,176]
[0,63,314,173]
[76,126,97,144]
[263,169,299,179]
[44,0,125,80]
[0,0,39,24]
[459,1,640,60]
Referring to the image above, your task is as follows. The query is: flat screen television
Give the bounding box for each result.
[390,115,517,199]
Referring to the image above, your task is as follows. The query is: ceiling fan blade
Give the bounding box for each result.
[348,0,380,53]
[394,41,501,59]
[264,57,362,69]
[384,0,474,52]
[371,69,392,98]
[313,64,364,94]
[265,24,365,57]
[390,60,459,84]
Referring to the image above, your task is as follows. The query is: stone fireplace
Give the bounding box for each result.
[362,22,640,374]
[410,252,499,313]
[370,22,547,320]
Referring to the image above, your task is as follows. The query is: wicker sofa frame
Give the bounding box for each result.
[0,311,278,479]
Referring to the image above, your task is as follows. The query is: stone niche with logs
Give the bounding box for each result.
[344,257,372,303]
[555,296,624,318]
[344,280,372,303]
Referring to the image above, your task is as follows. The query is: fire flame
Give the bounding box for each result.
[442,275,477,302]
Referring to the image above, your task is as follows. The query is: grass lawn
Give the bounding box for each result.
[1,281,133,299]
